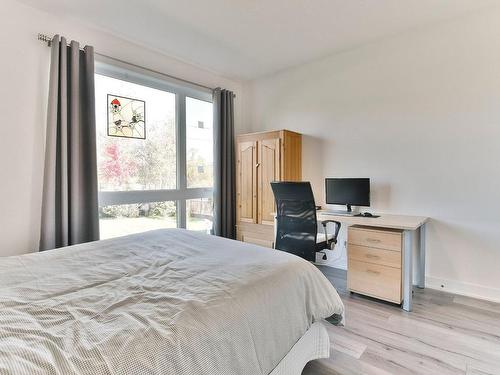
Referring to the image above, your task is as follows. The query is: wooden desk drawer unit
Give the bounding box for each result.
[349,244,401,268]
[348,226,403,304]
[349,226,402,251]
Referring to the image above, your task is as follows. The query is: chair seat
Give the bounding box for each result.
[316,232,334,244]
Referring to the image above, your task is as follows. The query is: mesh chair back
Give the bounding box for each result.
[271,182,318,261]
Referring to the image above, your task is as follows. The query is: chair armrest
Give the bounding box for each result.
[320,220,342,226]
[320,220,342,247]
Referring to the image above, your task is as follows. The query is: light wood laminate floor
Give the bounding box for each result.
[303,266,500,375]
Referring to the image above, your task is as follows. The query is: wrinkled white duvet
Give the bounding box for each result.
[0,229,344,375]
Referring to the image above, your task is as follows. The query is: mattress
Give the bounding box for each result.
[0,229,344,374]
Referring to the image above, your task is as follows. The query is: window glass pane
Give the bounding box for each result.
[186,198,213,234]
[95,74,176,191]
[99,201,177,240]
[186,97,213,188]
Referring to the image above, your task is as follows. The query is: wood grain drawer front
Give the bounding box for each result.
[241,235,274,248]
[349,245,401,269]
[348,260,402,303]
[349,228,402,252]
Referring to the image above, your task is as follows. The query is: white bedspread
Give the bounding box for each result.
[0,229,344,375]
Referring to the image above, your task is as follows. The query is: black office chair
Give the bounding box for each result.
[271,182,341,262]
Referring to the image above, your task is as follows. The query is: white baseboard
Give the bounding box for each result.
[426,276,500,303]
[315,264,500,304]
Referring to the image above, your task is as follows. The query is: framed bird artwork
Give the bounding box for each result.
[107,94,146,139]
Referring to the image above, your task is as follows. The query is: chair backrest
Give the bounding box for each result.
[270,182,318,261]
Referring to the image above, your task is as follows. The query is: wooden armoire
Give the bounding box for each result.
[236,130,302,248]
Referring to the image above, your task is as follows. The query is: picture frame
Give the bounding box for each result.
[107,94,146,139]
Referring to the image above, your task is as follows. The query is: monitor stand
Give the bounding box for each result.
[322,205,356,217]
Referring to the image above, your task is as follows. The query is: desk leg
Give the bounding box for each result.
[402,230,413,312]
[417,223,426,289]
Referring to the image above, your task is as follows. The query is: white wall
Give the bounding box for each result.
[245,8,500,301]
[0,0,247,257]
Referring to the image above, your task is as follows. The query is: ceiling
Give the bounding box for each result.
[18,0,498,80]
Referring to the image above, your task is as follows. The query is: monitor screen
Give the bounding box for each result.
[325,178,370,207]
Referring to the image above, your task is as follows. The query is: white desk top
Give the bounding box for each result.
[317,211,428,231]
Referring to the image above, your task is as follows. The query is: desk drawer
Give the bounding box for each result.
[348,260,402,303]
[349,244,401,269]
[237,222,275,249]
[349,227,402,252]
[240,235,274,248]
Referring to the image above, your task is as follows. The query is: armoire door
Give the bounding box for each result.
[258,138,281,225]
[236,141,257,223]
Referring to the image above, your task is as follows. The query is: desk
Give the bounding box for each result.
[317,211,428,312]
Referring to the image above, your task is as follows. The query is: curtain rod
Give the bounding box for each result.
[37,33,236,97]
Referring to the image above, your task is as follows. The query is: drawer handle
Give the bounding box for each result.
[366,269,380,275]
[365,254,380,259]
[366,238,381,243]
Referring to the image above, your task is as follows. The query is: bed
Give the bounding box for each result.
[0,229,344,374]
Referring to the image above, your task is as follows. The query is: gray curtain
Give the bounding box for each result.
[39,35,99,251]
[213,88,236,239]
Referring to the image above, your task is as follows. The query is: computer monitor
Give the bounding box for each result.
[325,178,370,212]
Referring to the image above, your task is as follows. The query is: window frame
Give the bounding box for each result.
[95,56,214,230]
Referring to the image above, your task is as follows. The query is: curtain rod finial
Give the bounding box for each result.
[38,33,52,46]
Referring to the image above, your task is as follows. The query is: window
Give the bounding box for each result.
[186,97,213,188]
[186,198,213,234]
[99,201,177,240]
[96,75,176,191]
[95,60,214,239]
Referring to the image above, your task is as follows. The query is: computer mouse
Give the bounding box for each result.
[363,212,373,217]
